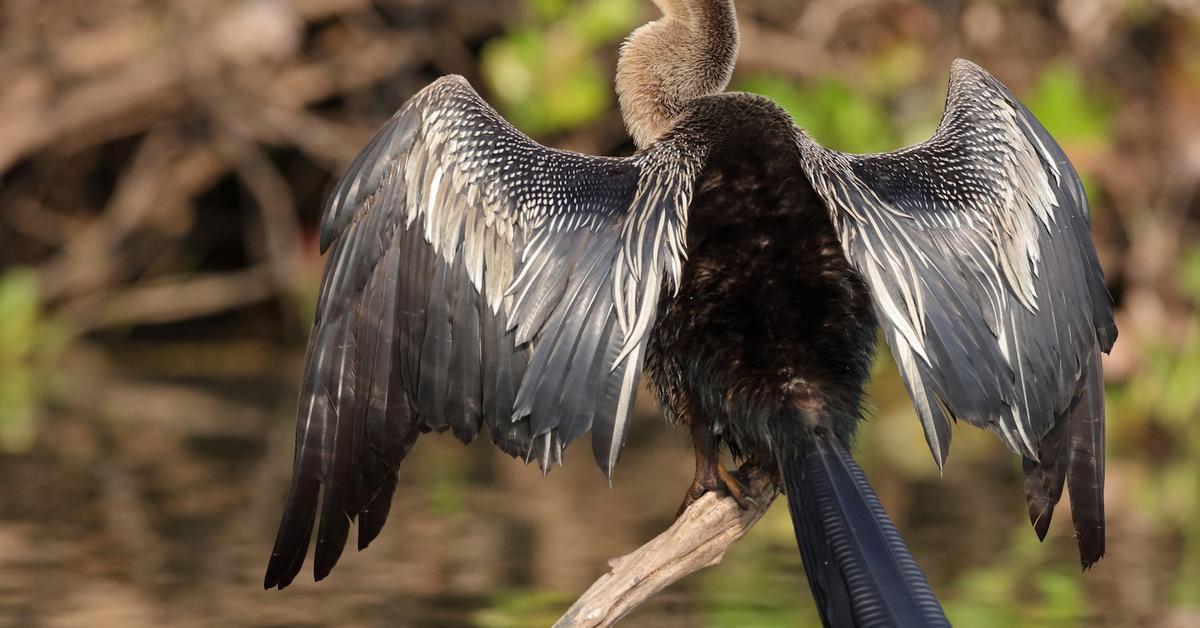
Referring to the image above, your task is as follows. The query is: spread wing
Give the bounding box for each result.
[797,59,1116,566]
[265,75,707,588]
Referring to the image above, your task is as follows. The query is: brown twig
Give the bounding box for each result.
[554,468,780,628]
[62,266,278,334]
[36,131,230,315]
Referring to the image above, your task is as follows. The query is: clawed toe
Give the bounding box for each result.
[675,464,756,518]
[718,465,755,510]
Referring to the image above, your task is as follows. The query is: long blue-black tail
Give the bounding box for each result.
[781,433,949,627]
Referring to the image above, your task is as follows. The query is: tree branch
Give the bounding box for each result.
[555,467,780,628]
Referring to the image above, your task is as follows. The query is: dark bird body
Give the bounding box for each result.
[265,1,1115,625]
[646,94,944,625]
[646,95,876,474]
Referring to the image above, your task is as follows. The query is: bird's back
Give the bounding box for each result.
[645,93,878,461]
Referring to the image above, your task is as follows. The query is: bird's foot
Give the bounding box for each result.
[675,464,756,518]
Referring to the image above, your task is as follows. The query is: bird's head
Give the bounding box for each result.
[616,0,739,149]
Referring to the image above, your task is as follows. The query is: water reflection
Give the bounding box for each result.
[0,344,1193,627]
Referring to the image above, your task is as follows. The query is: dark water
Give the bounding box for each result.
[0,343,1194,627]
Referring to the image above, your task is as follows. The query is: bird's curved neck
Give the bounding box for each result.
[617,0,739,149]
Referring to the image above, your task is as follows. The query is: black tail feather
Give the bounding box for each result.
[1066,353,1106,568]
[782,434,949,627]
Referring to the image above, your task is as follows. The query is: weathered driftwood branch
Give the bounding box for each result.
[555,468,780,628]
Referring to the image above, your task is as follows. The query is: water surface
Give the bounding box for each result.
[0,343,1191,627]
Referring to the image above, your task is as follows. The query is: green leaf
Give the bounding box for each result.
[529,0,569,21]
[0,269,68,453]
[568,0,641,44]
[481,0,641,136]
[737,74,899,153]
[1177,244,1200,303]
[1026,61,1111,147]
[0,269,41,363]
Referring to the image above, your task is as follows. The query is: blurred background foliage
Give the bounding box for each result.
[0,0,1198,626]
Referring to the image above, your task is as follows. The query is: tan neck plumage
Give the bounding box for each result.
[616,0,739,149]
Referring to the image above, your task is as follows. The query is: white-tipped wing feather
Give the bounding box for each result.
[267,75,707,588]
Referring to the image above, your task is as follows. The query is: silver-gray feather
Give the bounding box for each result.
[797,59,1116,468]
[316,73,705,475]
[268,74,708,586]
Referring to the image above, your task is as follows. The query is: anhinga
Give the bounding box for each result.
[266,0,1117,624]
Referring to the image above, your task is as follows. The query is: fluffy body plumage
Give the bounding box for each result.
[266,0,1115,624]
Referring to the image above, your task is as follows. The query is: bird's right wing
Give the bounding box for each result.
[266,75,708,588]
[796,60,1116,566]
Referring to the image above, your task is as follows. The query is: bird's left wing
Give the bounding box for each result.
[266,75,708,588]
[796,59,1116,566]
